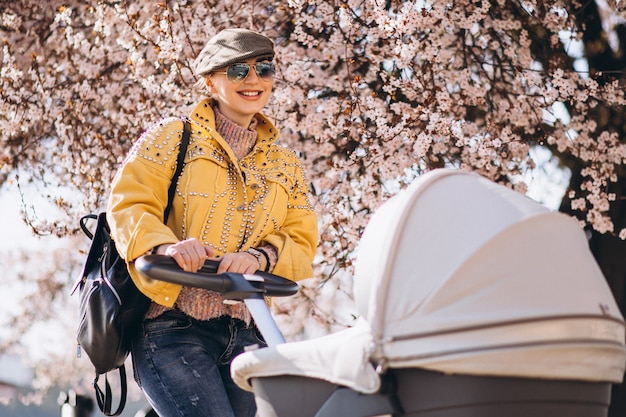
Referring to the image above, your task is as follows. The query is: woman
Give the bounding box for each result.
[107,28,318,417]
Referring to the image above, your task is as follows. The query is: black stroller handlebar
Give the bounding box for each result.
[134,255,299,300]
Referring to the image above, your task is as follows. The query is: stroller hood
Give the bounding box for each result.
[354,169,626,382]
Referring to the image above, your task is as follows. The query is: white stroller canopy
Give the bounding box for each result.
[355,169,625,381]
[232,169,626,394]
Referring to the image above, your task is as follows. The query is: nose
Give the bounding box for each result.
[243,65,260,83]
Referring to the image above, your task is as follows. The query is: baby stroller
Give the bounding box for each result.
[137,169,626,417]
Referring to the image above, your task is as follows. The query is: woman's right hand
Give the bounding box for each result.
[156,239,214,272]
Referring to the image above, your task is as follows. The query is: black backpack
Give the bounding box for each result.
[72,118,190,415]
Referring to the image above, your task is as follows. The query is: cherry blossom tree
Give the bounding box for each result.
[1,0,625,414]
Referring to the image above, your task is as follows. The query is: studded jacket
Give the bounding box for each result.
[107,99,318,307]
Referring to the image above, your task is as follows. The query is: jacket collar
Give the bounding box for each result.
[189,98,280,148]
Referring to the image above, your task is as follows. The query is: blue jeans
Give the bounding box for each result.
[131,310,266,417]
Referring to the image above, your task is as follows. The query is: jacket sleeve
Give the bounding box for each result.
[261,153,318,281]
[106,117,186,305]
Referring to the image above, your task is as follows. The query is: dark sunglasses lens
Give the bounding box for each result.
[225,63,275,81]
[227,64,250,81]
[255,63,275,79]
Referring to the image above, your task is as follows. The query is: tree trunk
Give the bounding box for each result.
[560,3,626,415]
[588,193,626,417]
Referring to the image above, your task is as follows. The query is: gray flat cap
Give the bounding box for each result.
[194,28,275,76]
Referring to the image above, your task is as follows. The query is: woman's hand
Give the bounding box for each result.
[157,239,214,272]
[156,240,259,274]
[214,252,260,274]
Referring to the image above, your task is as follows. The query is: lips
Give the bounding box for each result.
[239,91,262,97]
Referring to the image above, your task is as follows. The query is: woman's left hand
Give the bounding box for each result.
[158,239,214,272]
[213,252,260,274]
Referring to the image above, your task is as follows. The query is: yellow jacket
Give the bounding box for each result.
[107,99,318,306]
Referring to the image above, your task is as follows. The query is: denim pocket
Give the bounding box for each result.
[143,310,192,336]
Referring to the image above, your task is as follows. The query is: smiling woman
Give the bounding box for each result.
[106,28,318,417]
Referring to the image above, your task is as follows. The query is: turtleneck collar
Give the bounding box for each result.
[213,105,258,160]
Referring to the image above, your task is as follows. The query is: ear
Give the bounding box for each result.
[204,76,215,93]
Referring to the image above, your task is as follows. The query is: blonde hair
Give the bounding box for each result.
[193,76,212,97]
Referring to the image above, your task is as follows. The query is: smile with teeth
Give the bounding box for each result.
[239,91,262,96]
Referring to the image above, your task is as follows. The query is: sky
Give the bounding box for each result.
[0,179,80,369]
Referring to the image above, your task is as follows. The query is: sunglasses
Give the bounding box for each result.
[215,62,276,82]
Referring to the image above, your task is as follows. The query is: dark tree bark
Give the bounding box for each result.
[515,0,626,414]
[559,2,626,416]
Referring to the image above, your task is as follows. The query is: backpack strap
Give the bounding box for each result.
[164,118,191,223]
[94,365,127,416]
[79,214,98,240]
